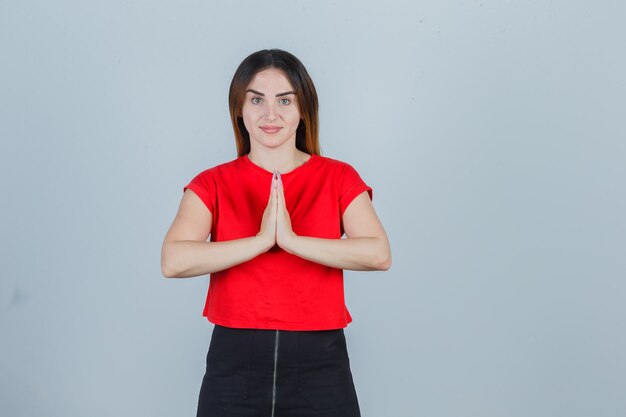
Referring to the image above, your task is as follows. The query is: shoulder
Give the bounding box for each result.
[315,155,369,185]
[314,154,361,174]
[190,156,242,179]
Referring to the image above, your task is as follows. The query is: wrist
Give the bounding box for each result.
[255,234,274,253]
[281,232,299,255]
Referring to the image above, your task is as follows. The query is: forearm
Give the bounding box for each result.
[283,235,391,271]
[162,236,269,278]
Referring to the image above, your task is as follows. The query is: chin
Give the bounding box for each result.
[252,139,287,149]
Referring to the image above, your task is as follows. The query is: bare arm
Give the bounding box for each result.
[281,191,392,271]
[161,189,271,278]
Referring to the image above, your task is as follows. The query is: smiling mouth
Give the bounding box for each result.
[260,127,282,133]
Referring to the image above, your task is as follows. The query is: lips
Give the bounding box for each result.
[260,125,282,133]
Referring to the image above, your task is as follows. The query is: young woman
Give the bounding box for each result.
[161,48,391,417]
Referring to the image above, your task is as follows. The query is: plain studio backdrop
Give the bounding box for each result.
[1,1,624,416]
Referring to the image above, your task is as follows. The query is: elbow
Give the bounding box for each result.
[161,258,176,278]
[161,260,176,278]
[161,246,179,278]
[372,238,391,271]
[162,254,185,278]
[375,254,392,271]
[372,251,391,271]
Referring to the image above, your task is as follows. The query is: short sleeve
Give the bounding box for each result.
[338,163,373,216]
[183,169,217,215]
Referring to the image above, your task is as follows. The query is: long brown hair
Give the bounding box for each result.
[228,49,320,157]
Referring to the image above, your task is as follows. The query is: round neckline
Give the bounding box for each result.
[243,153,317,176]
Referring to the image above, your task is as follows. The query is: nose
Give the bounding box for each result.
[264,101,279,121]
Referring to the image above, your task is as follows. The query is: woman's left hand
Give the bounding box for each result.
[275,172,298,251]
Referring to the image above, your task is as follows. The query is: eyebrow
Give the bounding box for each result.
[245,89,296,97]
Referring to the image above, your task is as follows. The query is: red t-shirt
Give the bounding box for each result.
[182,153,373,331]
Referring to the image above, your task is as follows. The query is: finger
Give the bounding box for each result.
[271,173,278,210]
[271,180,278,231]
[274,173,282,209]
[277,172,287,209]
[268,171,276,203]
[272,171,280,202]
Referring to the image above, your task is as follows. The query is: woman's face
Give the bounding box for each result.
[241,68,301,152]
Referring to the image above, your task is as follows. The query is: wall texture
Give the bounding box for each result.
[1,1,624,416]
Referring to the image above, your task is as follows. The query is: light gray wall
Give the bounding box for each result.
[1,1,625,416]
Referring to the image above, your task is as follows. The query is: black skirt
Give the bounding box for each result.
[196,324,362,417]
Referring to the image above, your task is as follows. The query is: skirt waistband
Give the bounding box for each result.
[210,324,347,372]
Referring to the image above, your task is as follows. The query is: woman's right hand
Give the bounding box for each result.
[256,171,278,252]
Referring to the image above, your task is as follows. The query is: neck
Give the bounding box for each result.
[247,146,309,174]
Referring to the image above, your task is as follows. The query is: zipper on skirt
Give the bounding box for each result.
[271,330,280,417]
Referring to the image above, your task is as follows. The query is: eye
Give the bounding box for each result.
[279,98,291,105]
[251,97,262,104]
